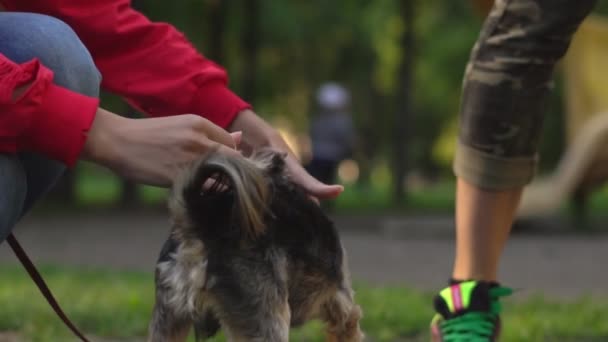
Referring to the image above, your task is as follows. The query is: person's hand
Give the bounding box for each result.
[229,109,344,200]
[82,109,241,187]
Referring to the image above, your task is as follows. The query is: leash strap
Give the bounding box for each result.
[7,233,90,342]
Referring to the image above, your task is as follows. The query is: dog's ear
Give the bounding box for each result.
[267,152,287,175]
[251,149,287,176]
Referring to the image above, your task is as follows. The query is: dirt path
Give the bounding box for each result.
[1,212,607,299]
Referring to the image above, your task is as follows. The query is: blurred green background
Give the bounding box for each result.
[47,0,608,218]
[8,1,608,341]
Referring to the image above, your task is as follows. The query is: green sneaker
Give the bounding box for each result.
[430,281,512,342]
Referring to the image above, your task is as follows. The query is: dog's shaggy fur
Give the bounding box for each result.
[147,149,363,342]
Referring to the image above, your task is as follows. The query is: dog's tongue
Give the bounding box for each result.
[201,177,230,193]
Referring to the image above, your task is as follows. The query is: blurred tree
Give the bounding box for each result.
[240,0,260,103]
[470,0,493,16]
[392,0,415,201]
[207,0,228,63]
[118,0,146,208]
[70,0,526,208]
[119,107,140,207]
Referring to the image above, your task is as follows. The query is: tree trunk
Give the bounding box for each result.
[208,0,228,62]
[119,108,140,207]
[358,81,383,187]
[240,0,259,103]
[117,0,146,208]
[392,0,415,202]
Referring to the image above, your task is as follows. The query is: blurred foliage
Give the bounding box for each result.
[65,161,455,213]
[106,0,484,176]
[84,1,608,209]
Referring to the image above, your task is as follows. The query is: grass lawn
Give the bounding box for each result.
[0,265,608,341]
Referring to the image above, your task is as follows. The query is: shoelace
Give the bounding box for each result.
[440,286,513,342]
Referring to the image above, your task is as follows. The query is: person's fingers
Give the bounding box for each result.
[196,118,239,149]
[214,143,244,158]
[308,195,321,205]
[298,174,344,199]
[230,131,243,147]
[284,155,343,199]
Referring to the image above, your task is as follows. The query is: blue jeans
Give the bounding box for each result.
[0,13,101,243]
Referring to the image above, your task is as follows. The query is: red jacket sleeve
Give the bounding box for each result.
[2,0,251,128]
[0,55,98,166]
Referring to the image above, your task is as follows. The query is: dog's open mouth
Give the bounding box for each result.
[201,172,232,195]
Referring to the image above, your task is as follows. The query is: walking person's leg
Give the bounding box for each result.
[431,0,597,340]
[0,12,101,241]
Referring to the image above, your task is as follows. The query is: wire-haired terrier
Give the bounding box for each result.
[147,149,364,342]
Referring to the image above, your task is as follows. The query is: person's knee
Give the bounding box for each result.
[477,1,596,66]
[0,12,101,97]
[455,1,601,190]
[0,155,26,243]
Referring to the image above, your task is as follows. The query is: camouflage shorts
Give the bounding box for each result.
[454,0,598,190]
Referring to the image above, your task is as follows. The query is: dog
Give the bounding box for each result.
[147,149,364,342]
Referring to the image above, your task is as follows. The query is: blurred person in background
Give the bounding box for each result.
[430,1,597,341]
[0,1,343,247]
[306,82,356,189]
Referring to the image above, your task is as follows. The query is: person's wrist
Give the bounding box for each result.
[82,109,127,169]
[231,109,285,150]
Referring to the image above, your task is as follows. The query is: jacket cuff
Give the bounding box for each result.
[192,82,251,128]
[17,84,99,167]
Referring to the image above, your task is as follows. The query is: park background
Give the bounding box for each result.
[3,0,608,341]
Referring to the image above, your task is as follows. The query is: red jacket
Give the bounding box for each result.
[0,0,250,166]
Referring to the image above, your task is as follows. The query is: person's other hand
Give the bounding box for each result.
[82,109,241,187]
[229,109,344,201]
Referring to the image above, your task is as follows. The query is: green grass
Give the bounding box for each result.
[1,265,608,341]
